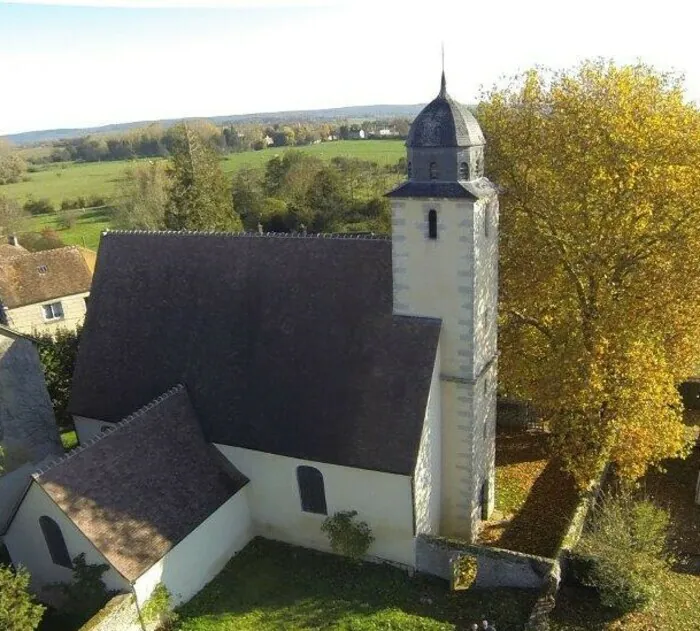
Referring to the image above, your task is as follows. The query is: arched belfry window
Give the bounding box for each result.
[459,162,469,180]
[407,161,412,178]
[428,209,438,240]
[297,466,327,514]
[429,162,438,180]
[39,516,72,568]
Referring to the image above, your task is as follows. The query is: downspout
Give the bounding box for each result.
[131,583,147,631]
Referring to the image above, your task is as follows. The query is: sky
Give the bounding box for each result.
[1,0,699,136]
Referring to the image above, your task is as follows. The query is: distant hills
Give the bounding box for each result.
[4,104,426,146]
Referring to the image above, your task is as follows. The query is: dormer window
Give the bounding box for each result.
[428,210,437,240]
[459,162,469,180]
[37,265,48,274]
[407,161,412,178]
[429,162,438,180]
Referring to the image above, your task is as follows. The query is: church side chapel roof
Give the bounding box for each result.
[70,232,441,476]
[34,385,245,582]
[0,246,93,309]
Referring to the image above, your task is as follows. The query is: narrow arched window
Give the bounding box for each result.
[484,203,490,237]
[428,209,437,240]
[39,516,72,568]
[429,162,438,180]
[407,161,412,178]
[296,466,327,514]
[459,161,469,180]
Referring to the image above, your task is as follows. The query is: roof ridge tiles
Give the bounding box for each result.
[101,229,389,241]
[32,384,185,480]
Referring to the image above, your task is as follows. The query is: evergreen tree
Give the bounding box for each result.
[165,123,241,231]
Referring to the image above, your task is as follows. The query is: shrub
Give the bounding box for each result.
[52,553,115,627]
[23,197,54,215]
[451,554,478,591]
[0,565,45,631]
[141,582,178,627]
[57,209,79,230]
[321,510,374,561]
[573,492,671,612]
[19,228,65,252]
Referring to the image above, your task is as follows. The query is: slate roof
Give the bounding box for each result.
[0,246,93,309]
[386,178,498,200]
[35,385,246,582]
[70,231,441,476]
[407,72,485,148]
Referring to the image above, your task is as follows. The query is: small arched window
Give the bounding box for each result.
[429,162,438,180]
[407,161,412,178]
[428,209,438,240]
[484,203,490,237]
[39,516,72,568]
[296,466,327,514]
[459,161,469,180]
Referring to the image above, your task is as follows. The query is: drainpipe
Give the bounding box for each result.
[131,584,147,631]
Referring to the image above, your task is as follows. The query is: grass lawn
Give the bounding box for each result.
[478,431,580,558]
[26,206,114,251]
[175,538,537,631]
[60,430,78,452]
[2,140,404,206]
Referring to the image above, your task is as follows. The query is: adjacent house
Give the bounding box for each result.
[0,324,63,534]
[4,72,500,610]
[0,244,93,335]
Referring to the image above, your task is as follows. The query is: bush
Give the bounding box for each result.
[57,209,80,230]
[141,582,178,627]
[0,565,45,631]
[573,492,671,612]
[19,228,65,252]
[321,510,374,561]
[52,553,115,627]
[23,197,54,215]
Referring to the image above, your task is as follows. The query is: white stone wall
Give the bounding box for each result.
[215,445,416,567]
[391,195,498,541]
[4,482,129,595]
[413,349,441,535]
[4,291,89,336]
[132,487,253,607]
[74,416,114,445]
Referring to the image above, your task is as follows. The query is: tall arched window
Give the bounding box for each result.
[459,161,469,180]
[296,466,327,514]
[429,162,438,180]
[39,516,72,568]
[407,161,412,178]
[428,209,438,240]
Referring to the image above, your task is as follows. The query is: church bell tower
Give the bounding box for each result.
[387,72,499,541]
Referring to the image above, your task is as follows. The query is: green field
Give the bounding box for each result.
[2,140,405,206]
[27,207,113,250]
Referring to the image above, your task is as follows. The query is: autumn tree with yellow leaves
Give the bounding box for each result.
[478,61,700,487]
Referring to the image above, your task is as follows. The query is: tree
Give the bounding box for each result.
[165,124,241,231]
[0,565,45,631]
[0,153,27,185]
[114,161,168,230]
[0,195,28,236]
[478,61,700,486]
[36,327,81,432]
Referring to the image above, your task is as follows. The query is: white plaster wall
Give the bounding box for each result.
[74,416,114,445]
[4,482,129,595]
[413,347,441,535]
[391,194,499,542]
[133,487,253,607]
[215,445,416,567]
[5,292,89,336]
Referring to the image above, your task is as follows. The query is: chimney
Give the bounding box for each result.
[8,234,19,247]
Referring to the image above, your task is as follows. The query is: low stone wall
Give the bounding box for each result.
[79,594,145,631]
[416,534,554,589]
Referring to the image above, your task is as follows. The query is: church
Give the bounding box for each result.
[3,73,500,609]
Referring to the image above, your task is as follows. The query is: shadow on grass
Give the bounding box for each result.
[176,538,537,631]
[494,458,580,558]
[496,431,550,467]
[549,585,625,631]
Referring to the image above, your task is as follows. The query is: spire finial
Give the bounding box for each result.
[439,42,447,98]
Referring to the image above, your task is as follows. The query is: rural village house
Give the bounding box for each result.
[3,73,500,609]
[0,240,94,335]
[0,324,63,535]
